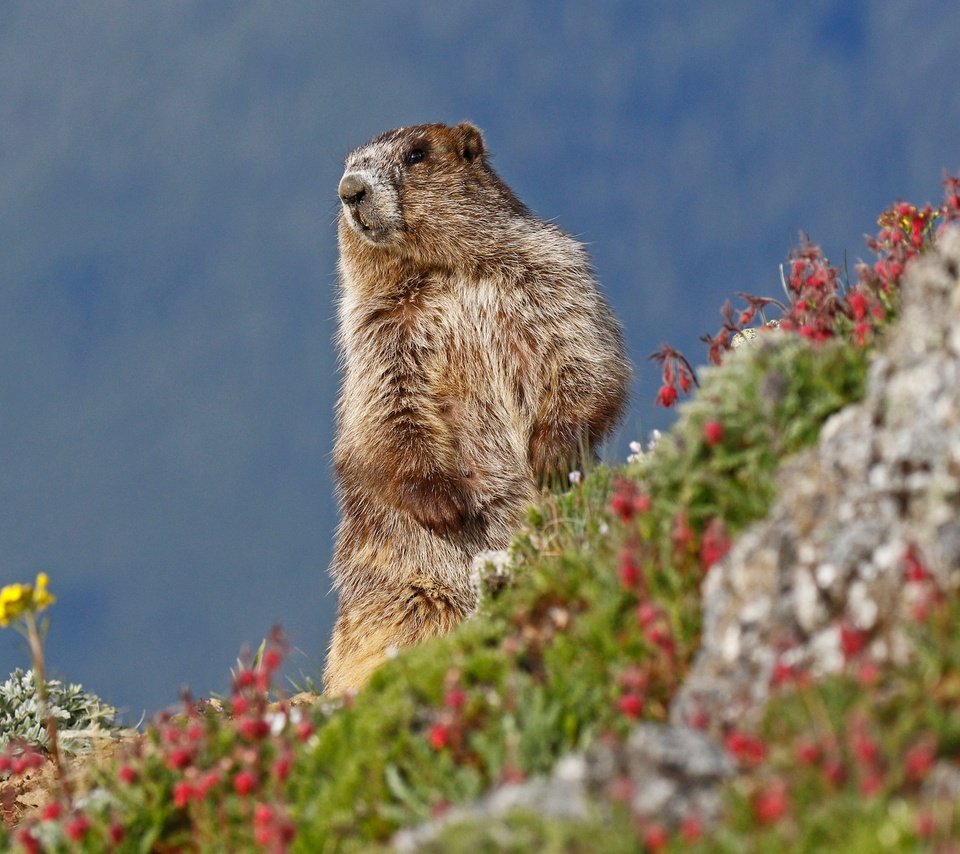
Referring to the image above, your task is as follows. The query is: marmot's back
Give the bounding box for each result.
[325,122,630,695]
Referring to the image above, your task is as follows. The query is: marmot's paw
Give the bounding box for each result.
[401,472,470,537]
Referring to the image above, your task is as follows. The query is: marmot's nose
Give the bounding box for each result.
[338,173,369,206]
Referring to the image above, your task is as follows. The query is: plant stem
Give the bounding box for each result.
[25,612,71,803]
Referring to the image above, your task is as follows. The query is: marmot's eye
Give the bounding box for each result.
[404,148,426,166]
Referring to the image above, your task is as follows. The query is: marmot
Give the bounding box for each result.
[323,122,630,694]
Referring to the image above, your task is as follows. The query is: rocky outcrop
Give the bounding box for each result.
[674,227,960,733]
[393,724,733,850]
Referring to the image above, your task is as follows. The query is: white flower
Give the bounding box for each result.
[568,469,582,485]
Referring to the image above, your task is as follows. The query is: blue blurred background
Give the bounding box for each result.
[1,1,958,719]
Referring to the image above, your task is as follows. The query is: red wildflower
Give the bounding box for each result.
[262,647,282,673]
[795,740,820,766]
[839,622,869,660]
[617,667,648,693]
[234,669,257,689]
[618,549,641,589]
[725,730,766,766]
[853,321,871,346]
[753,779,789,825]
[848,291,869,320]
[822,759,846,787]
[699,517,731,570]
[636,602,659,627]
[173,780,194,808]
[905,737,937,783]
[296,719,314,742]
[617,692,644,719]
[655,383,678,408]
[166,747,193,771]
[702,420,724,447]
[109,823,125,845]
[609,482,637,522]
[239,717,270,741]
[65,815,91,842]
[233,770,257,797]
[16,829,41,854]
[856,660,881,687]
[428,723,450,751]
[273,752,293,783]
[671,511,694,553]
[681,814,703,842]
[643,823,669,851]
[771,660,794,687]
[645,623,675,656]
[903,545,932,582]
[254,803,273,827]
[118,764,137,785]
[197,770,220,798]
[444,688,466,711]
[916,811,935,839]
[851,731,879,766]
[40,802,62,821]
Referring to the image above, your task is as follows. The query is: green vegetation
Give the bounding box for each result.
[0,669,116,755]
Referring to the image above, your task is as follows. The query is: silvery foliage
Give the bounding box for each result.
[0,668,116,754]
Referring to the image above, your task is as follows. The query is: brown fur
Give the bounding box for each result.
[323,122,630,694]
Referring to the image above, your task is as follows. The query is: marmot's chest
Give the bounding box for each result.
[435,281,545,396]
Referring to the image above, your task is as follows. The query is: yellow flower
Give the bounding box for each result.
[33,572,56,611]
[0,573,55,627]
[0,583,31,626]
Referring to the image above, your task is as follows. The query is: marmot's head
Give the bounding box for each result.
[337,123,527,266]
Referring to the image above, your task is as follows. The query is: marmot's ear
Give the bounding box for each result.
[455,122,485,163]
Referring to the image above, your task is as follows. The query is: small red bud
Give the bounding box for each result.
[702,420,724,447]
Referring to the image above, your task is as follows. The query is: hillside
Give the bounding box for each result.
[2,189,960,851]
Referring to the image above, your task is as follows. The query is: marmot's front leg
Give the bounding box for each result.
[529,360,628,485]
[396,469,471,537]
[529,420,585,487]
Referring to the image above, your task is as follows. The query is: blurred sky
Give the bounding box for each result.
[1,1,958,718]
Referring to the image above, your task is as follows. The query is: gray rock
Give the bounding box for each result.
[392,755,591,852]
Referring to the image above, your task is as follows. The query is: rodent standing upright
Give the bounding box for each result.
[324,122,630,694]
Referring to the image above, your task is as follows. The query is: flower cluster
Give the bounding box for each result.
[11,629,312,852]
[0,574,55,628]
[657,174,960,407]
[648,344,696,408]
